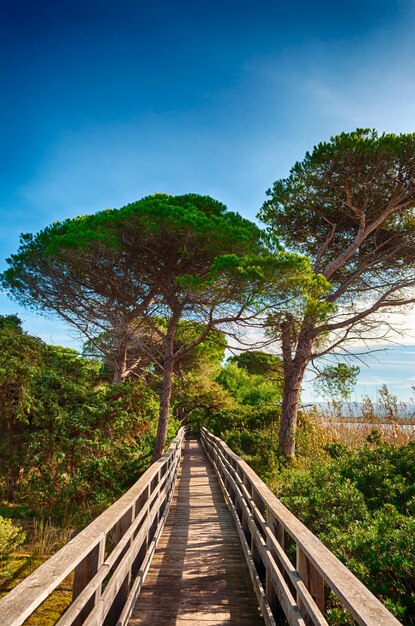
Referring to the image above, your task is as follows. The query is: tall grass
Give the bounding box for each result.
[29,518,74,558]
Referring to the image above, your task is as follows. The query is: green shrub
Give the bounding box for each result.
[274,464,369,538]
[0,515,26,561]
[338,441,415,513]
[328,505,415,622]
[274,440,415,625]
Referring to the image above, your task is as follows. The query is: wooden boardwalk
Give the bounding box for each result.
[0,428,402,626]
[128,437,264,626]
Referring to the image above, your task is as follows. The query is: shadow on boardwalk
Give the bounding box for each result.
[128,437,264,625]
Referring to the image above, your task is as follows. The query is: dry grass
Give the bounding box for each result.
[299,402,415,458]
[28,518,75,558]
[312,398,415,448]
[323,417,415,446]
[0,518,76,626]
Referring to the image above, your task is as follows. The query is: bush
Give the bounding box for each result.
[0,315,163,519]
[274,440,415,625]
[337,441,415,513]
[0,515,26,561]
[328,505,415,622]
[274,464,368,539]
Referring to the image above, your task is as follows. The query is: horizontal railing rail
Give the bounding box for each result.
[201,427,402,626]
[0,427,185,626]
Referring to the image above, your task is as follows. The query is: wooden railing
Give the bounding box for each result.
[201,427,402,626]
[0,427,185,626]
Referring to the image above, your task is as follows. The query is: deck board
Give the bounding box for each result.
[128,437,264,626]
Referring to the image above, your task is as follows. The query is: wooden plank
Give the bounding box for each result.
[56,474,176,626]
[297,547,325,625]
[84,469,179,626]
[201,428,402,626]
[266,511,283,621]
[209,449,276,626]
[107,507,135,625]
[0,428,185,626]
[71,538,105,626]
[128,438,264,626]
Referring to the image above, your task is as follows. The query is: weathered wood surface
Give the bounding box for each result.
[128,438,264,626]
[201,427,403,626]
[0,428,185,626]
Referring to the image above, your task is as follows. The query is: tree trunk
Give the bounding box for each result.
[279,362,308,457]
[279,325,314,458]
[152,333,175,462]
[6,471,22,502]
[112,334,129,384]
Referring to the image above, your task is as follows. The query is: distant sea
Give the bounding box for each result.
[303,401,415,419]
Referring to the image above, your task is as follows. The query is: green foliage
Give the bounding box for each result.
[216,362,280,407]
[204,355,283,477]
[2,193,310,458]
[0,516,26,565]
[0,318,163,518]
[0,314,22,331]
[260,129,415,274]
[1,194,266,320]
[329,505,415,622]
[274,440,415,624]
[0,321,43,423]
[219,424,281,479]
[275,467,368,538]
[18,380,163,514]
[315,363,360,400]
[207,356,332,477]
[260,128,415,458]
[338,441,415,513]
[228,350,283,380]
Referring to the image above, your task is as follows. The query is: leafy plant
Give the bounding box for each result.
[273,439,415,624]
[0,516,26,568]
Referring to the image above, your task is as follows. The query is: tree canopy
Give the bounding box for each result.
[260,129,415,457]
[2,193,312,458]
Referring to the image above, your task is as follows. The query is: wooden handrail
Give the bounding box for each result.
[0,427,185,626]
[200,427,402,626]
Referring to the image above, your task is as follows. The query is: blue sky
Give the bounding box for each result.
[1,0,415,400]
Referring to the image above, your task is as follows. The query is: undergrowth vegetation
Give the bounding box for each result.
[0,315,176,523]
[272,439,415,624]
[0,314,176,601]
[1,314,414,625]
[202,355,415,624]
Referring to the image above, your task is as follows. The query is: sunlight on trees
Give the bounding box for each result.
[260,129,415,457]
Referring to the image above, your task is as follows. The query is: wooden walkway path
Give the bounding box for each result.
[128,437,264,626]
[1,427,402,626]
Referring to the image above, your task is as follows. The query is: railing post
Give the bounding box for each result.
[251,489,264,575]
[72,537,105,626]
[149,469,161,542]
[297,546,324,625]
[235,466,243,522]
[241,474,251,542]
[266,512,285,622]
[133,486,150,577]
[106,507,134,625]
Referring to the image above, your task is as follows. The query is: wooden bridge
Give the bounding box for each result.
[0,427,402,626]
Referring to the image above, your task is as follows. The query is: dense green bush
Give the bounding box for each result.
[184,349,415,623]
[0,317,164,520]
[273,467,368,538]
[274,440,415,624]
[337,441,415,513]
[0,516,26,563]
[329,504,415,622]
[17,381,166,516]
